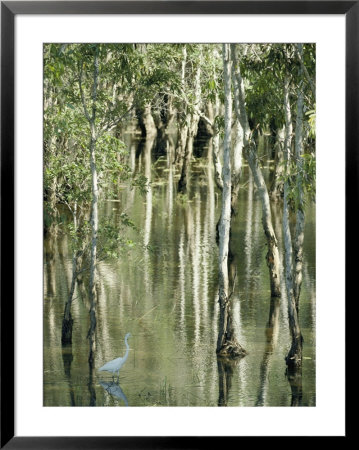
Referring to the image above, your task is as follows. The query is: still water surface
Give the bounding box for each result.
[43,135,316,407]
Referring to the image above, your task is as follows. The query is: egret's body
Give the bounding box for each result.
[98,333,131,377]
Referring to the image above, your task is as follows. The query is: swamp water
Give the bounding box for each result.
[43,135,316,407]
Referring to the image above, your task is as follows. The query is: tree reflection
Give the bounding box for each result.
[256,296,280,406]
[217,357,239,406]
[287,366,303,406]
[62,344,75,406]
[88,361,96,406]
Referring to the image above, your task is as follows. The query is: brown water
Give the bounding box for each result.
[43,135,316,407]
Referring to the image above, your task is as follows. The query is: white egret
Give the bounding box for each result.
[98,333,131,377]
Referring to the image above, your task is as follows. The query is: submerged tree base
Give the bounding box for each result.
[285,336,303,370]
[217,338,247,359]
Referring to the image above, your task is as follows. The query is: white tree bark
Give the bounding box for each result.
[179,46,202,193]
[283,76,302,368]
[216,44,246,357]
[293,45,306,309]
[230,44,244,213]
[231,43,281,297]
[212,92,223,190]
[79,46,100,364]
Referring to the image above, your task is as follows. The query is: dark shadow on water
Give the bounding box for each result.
[61,344,75,406]
[217,357,240,406]
[286,366,303,406]
[88,360,96,406]
[100,380,129,406]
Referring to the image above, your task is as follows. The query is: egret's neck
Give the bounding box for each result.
[124,337,130,358]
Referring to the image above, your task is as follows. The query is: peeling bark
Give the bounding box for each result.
[270,126,285,201]
[212,93,223,191]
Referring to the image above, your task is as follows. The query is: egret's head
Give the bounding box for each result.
[125,332,131,339]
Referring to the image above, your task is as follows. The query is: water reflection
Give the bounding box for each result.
[62,345,75,406]
[287,367,303,406]
[217,357,237,406]
[88,362,96,406]
[256,297,280,406]
[43,135,316,407]
[100,380,129,406]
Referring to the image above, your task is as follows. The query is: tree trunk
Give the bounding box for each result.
[88,120,99,363]
[178,47,202,194]
[212,92,223,190]
[44,222,57,297]
[231,119,243,214]
[83,46,100,365]
[187,45,202,161]
[216,44,246,358]
[61,205,78,345]
[293,44,306,310]
[176,46,189,189]
[269,126,285,201]
[283,77,303,369]
[230,44,244,214]
[142,105,157,137]
[231,43,281,297]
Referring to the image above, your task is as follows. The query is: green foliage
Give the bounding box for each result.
[306,107,316,138]
[280,152,316,210]
[44,43,168,269]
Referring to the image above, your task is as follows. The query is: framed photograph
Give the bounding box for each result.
[1,1,351,447]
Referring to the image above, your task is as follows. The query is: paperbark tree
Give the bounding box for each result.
[231,44,281,297]
[79,45,100,365]
[216,44,246,357]
[283,76,303,369]
[293,45,306,308]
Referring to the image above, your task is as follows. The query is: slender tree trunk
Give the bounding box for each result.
[231,43,281,297]
[231,119,243,214]
[178,46,202,193]
[295,43,315,97]
[293,45,306,309]
[88,123,98,364]
[283,77,302,369]
[45,221,57,297]
[61,203,78,345]
[142,105,157,137]
[269,126,285,201]
[216,44,246,358]
[230,44,244,214]
[212,92,223,190]
[80,46,100,365]
[187,46,202,161]
[176,46,189,185]
[210,48,223,191]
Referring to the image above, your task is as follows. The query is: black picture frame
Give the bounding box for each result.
[1,1,351,447]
